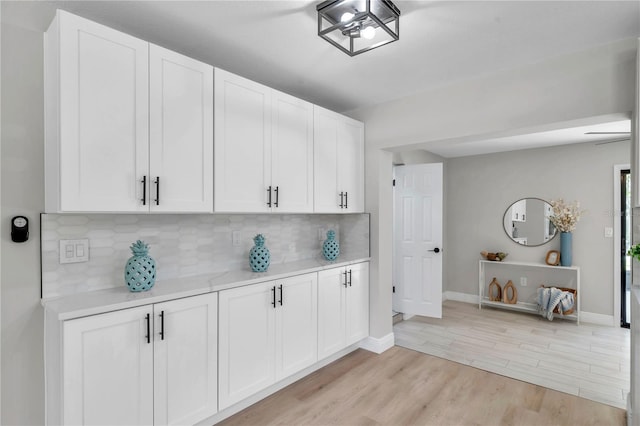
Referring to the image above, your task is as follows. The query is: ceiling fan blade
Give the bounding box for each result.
[594,138,631,145]
[585,131,631,135]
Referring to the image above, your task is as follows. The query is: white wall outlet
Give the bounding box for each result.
[59,239,89,264]
[520,277,527,287]
[232,231,241,246]
[604,227,614,238]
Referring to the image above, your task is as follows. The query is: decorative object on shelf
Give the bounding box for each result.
[480,251,508,261]
[548,199,584,266]
[628,244,640,261]
[488,277,502,301]
[545,250,560,266]
[559,232,572,266]
[316,0,400,57]
[125,240,156,292]
[502,280,518,304]
[537,285,576,320]
[512,224,519,238]
[322,229,340,261]
[249,234,271,272]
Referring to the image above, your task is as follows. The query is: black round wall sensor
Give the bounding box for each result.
[11,216,29,243]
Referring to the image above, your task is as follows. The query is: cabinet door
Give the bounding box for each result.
[219,282,276,409]
[149,45,213,213]
[346,262,370,345]
[63,305,153,425]
[214,68,271,212]
[317,267,347,359]
[275,273,318,380]
[313,106,341,213]
[153,293,218,425]
[57,11,149,212]
[338,118,365,213]
[271,90,314,213]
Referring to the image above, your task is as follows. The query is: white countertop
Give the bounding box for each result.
[42,255,370,320]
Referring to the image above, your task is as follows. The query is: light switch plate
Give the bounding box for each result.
[59,239,89,264]
[604,227,614,238]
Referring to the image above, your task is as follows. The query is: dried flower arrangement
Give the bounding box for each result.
[549,199,584,233]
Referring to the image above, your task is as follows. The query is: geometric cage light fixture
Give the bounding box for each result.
[317,0,401,56]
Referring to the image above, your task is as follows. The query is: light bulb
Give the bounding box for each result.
[361,26,375,40]
[340,12,355,22]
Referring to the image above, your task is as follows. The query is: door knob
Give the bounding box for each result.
[429,247,441,253]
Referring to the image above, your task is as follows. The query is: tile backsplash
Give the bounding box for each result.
[41,213,369,299]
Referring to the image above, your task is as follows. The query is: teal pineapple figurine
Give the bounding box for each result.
[125,240,156,292]
[322,230,340,261]
[249,234,271,272]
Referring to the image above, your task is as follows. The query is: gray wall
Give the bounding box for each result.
[445,140,630,316]
[1,21,45,425]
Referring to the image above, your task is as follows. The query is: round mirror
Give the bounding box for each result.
[503,198,557,246]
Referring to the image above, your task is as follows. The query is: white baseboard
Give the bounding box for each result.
[443,291,616,326]
[359,333,394,354]
[444,291,479,304]
[580,311,615,326]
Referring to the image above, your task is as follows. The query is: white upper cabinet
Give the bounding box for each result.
[314,106,365,213]
[149,45,213,213]
[45,10,213,213]
[271,90,314,213]
[214,68,314,213]
[45,10,150,213]
[214,69,272,212]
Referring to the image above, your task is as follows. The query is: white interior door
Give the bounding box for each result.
[393,163,443,318]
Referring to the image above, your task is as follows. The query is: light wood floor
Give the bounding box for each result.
[395,301,630,409]
[219,346,625,426]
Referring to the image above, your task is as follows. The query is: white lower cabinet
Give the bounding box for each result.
[153,294,218,425]
[218,273,318,410]
[55,293,217,425]
[318,262,369,360]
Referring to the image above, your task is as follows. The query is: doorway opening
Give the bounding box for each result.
[621,168,631,328]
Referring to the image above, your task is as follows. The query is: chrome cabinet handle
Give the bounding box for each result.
[267,186,272,207]
[159,310,165,340]
[278,284,283,306]
[274,186,279,208]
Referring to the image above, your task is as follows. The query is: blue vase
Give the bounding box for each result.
[249,234,270,272]
[560,232,572,266]
[322,230,340,261]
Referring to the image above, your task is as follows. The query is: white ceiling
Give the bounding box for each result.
[2,0,639,156]
[424,115,632,158]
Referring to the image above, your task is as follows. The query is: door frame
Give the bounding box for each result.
[614,163,630,328]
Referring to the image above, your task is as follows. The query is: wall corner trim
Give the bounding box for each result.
[359,333,395,354]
